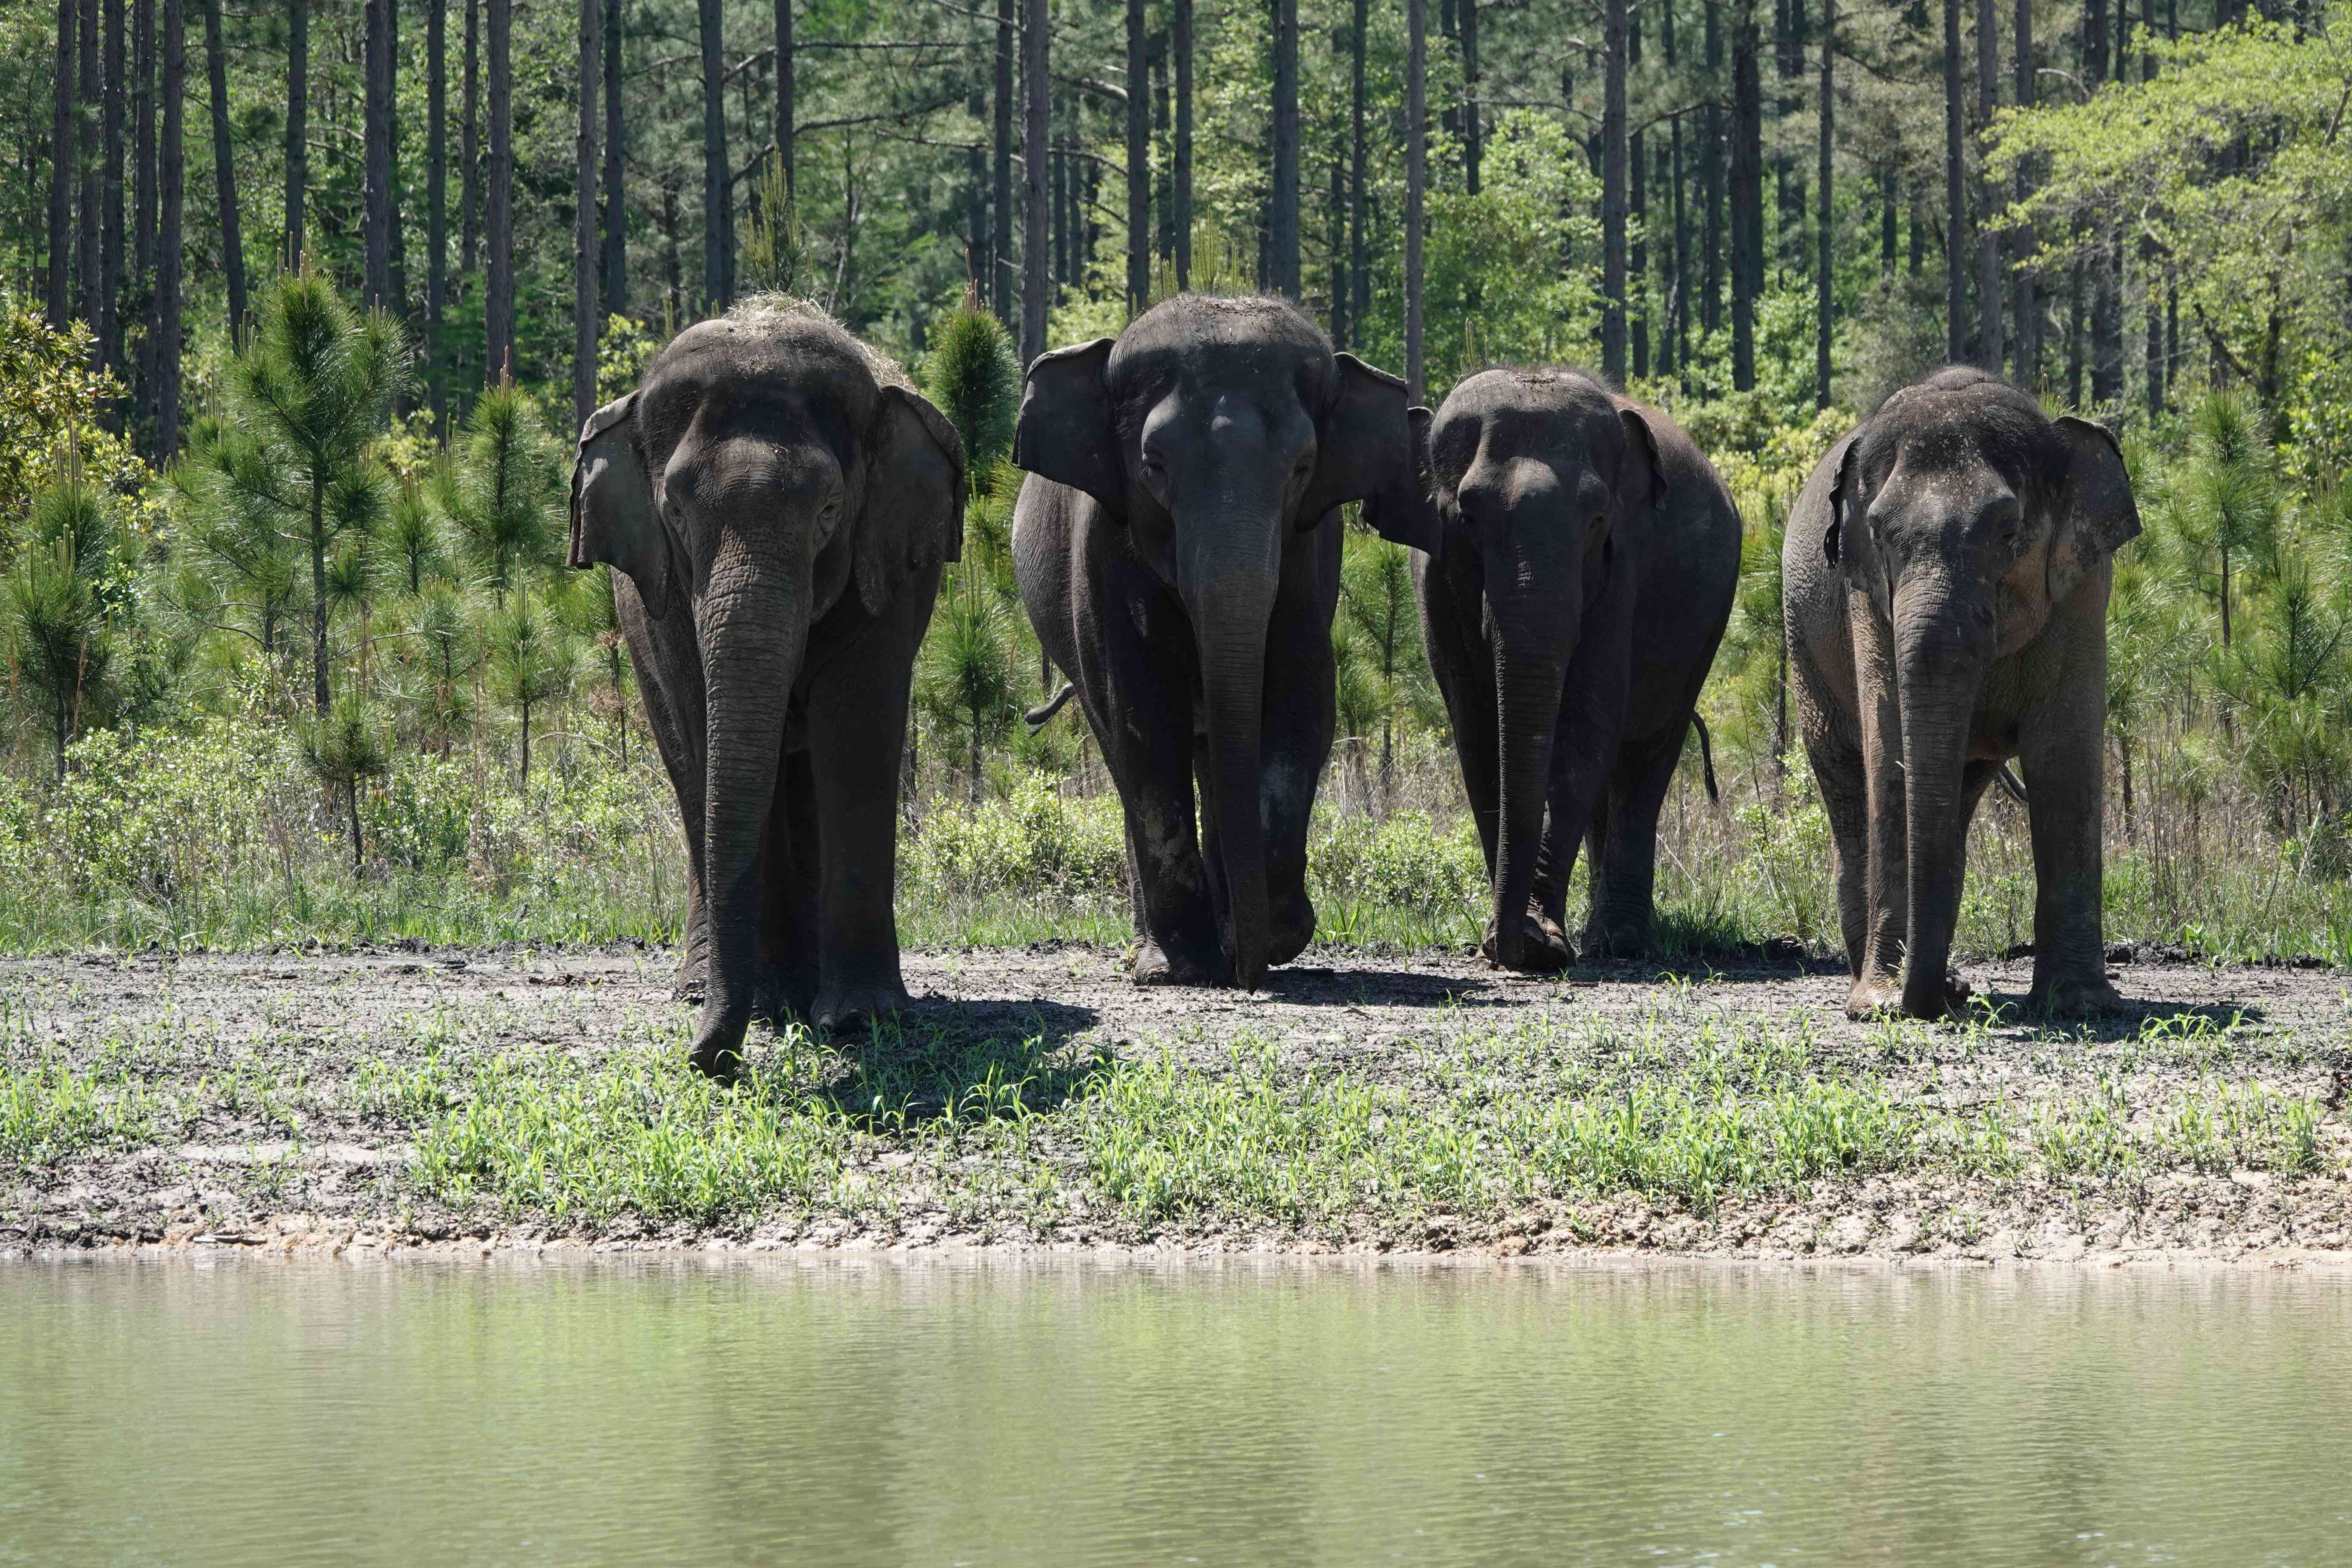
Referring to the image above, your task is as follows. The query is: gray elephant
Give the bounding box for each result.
[1011,294,1440,988]
[569,299,964,1076]
[1783,366,2139,1020]
[1415,368,1742,971]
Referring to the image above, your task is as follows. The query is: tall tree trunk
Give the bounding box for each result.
[47,0,72,330]
[576,0,600,425]
[1631,128,1648,378]
[2084,0,2119,404]
[1153,34,1171,260]
[462,0,479,275]
[488,0,512,377]
[428,0,447,421]
[1815,0,1832,408]
[2012,0,2037,387]
[1602,0,1627,382]
[134,0,154,425]
[201,0,242,337]
[698,0,727,313]
[1942,0,1965,363]
[390,0,408,314]
[1127,0,1148,309]
[103,0,123,380]
[1730,0,1761,389]
[992,0,1012,320]
[284,0,304,269]
[1975,0,2001,368]
[1270,0,1299,297]
[1020,0,1047,360]
[365,0,392,306]
[157,0,181,456]
[1701,0,1723,339]
[774,0,792,191]
[1404,0,1425,401]
[1173,0,1192,286]
[1669,112,1688,378]
[1349,0,1367,335]
[1327,149,1345,344]
[1461,0,1480,192]
[602,0,626,310]
[79,0,99,338]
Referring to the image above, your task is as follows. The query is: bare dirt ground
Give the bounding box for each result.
[5,941,2350,1264]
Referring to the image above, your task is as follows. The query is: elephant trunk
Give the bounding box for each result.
[691,558,809,1076]
[1198,580,1275,988]
[1893,579,1987,1018]
[1490,615,1569,971]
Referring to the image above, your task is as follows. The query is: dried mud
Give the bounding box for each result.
[5,942,2350,1265]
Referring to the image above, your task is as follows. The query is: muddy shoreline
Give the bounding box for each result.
[5,943,2349,1262]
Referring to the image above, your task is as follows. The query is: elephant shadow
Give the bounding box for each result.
[1258,966,1521,1008]
[748,998,1108,1125]
[1965,992,2270,1042]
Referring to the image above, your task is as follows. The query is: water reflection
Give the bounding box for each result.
[1,1258,2346,1565]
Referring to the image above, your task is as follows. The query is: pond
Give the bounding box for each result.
[1,1257,2346,1565]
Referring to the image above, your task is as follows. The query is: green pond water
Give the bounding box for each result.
[0,1258,2346,1565]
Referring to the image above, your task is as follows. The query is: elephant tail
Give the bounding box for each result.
[1691,713,1721,805]
[1025,682,1079,729]
[1997,763,2029,806]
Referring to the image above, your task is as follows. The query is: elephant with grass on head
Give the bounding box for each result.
[1415,367,1742,972]
[1784,366,2140,1020]
[570,297,964,1078]
[1011,294,1440,988]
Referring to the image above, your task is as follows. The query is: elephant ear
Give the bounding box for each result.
[856,383,966,617]
[1822,432,1863,568]
[570,392,675,618]
[2048,415,2141,603]
[1014,338,1123,512]
[1615,406,1668,514]
[1312,353,1443,553]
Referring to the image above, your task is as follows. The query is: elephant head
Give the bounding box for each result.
[1422,368,1666,971]
[571,302,963,1074]
[1823,365,2138,1017]
[1013,294,1438,986]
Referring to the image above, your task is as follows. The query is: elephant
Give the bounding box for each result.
[1783,365,2141,1020]
[1414,367,1742,972]
[1011,294,1440,988]
[569,298,965,1077]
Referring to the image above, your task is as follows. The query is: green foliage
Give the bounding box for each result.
[435,381,566,597]
[1307,810,1484,925]
[922,303,1021,482]
[0,293,151,554]
[916,572,1020,805]
[907,773,1128,901]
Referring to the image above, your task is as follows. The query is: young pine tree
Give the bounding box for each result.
[436,380,564,601]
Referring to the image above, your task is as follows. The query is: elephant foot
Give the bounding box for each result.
[813,982,911,1033]
[689,1022,748,1085]
[1847,970,1971,1021]
[1578,920,1654,965]
[1132,938,1231,987]
[1481,909,1573,975]
[1268,889,1317,968]
[2027,974,2124,1017]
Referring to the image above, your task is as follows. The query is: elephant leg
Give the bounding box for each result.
[1583,724,1685,960]
[1849,593,1911,1017]
[1809,734,1873,979]
[758,744,822,1022]
[1417,552,1502,881]
[1088,594,1224,986]
[800,572,934,1032]
[2018,661,2122,1015]
[616,579,709,995]
[1259,522,1342,968]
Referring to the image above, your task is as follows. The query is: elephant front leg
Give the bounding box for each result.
[2019,677,2123,1016]
[1094,646,1225,986]
[1848,594,1911,1018]
[1257,536,1341,968]
[800,603,926,1033]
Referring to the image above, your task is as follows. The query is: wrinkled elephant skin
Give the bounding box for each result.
[1415,368,1741,973]
[1011,294,1439,989]
[1783,366,2141,1021]
[570,301,964,1077]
